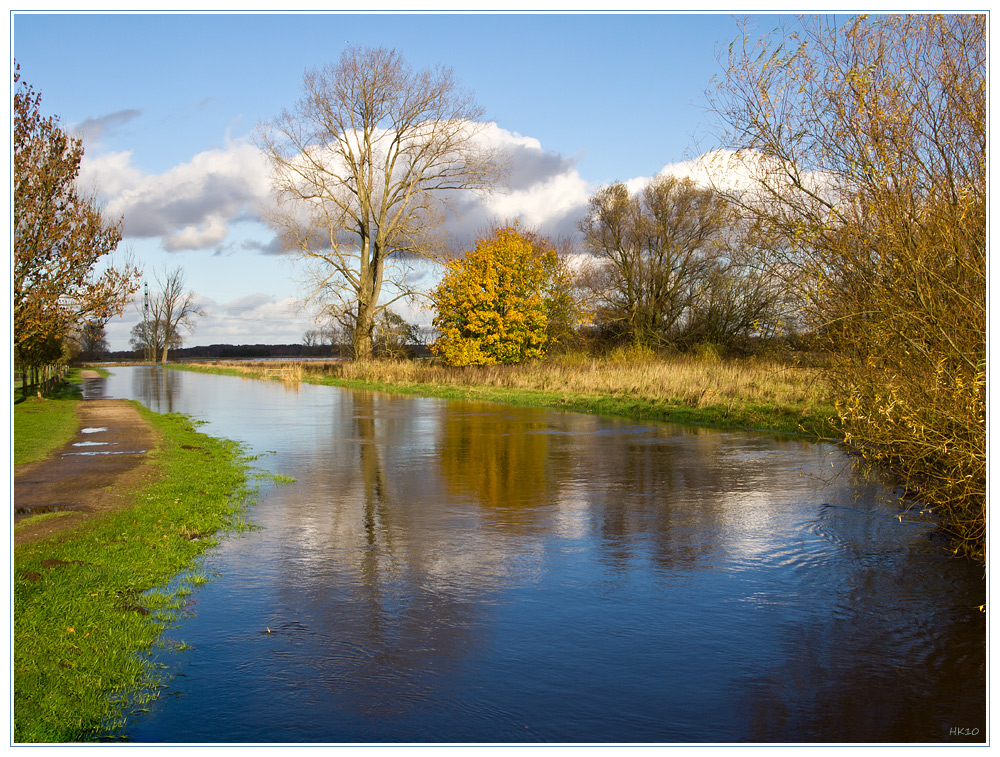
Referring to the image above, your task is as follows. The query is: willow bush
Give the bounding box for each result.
[711,14,986,558]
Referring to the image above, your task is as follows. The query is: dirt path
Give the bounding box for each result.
[14,375,162,546]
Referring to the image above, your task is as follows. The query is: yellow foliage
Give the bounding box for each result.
[431,226,571,366]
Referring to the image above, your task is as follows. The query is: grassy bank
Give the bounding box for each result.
[13,404,258,742]
[175,353,838,437]
[13,368,87,465]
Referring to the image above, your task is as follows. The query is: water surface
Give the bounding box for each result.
[97,367,985,743]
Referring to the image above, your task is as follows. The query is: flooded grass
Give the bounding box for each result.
[177,354,837,437]
[13,407,257,742]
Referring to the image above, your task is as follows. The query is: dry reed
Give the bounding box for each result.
[197,353,833,430]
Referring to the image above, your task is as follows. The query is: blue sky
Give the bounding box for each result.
[12,11,766,351]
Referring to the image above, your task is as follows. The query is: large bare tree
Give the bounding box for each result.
[257,46,504,360]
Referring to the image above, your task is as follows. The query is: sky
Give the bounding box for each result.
[12,10,779,352]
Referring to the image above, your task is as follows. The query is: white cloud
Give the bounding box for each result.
[103,290,316,351]
[79,122,596,257]
[657,148,838,203]
[445,123,593,242]
[163,216,233,252]
[77,150,146,198]
[483,169,591,236]
[80,140,271,251]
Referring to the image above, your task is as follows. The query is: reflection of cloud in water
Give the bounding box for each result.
[106,366,984,742]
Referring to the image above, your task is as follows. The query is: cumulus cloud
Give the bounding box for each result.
[656,148,840,208]
[80,140,271,251]
[78,122,600,260]
[443,124,593,243]
[655,149,751,191]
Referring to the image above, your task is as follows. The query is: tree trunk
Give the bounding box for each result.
[354,261,379,360]
[354,306,375,361]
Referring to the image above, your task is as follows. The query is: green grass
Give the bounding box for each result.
[13,370,88,466]
[14,397,80,465]
[13,404,258,743]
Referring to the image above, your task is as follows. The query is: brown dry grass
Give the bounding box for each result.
[190,350,833,432]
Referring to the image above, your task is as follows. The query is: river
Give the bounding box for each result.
[93,366,986,744]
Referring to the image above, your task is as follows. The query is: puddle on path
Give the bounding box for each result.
[15,503,81,515]
[60,450,148,456]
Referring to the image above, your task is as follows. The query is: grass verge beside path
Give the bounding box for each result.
[174,355,838,438]
[14,405,258,742]
[14,368,86,465]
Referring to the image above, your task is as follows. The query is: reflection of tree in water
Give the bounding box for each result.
[436,404,561,530]
[132,364,181,413]
[278,392,493,720]
[577,428,839,573]
[578,426,730,570]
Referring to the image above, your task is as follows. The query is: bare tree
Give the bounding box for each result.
[156,267,203,363]
[302,329,324,348]
[257,46,504,360]
[134,267,204,363]
[129,318,180,360]
[580,175,731,348]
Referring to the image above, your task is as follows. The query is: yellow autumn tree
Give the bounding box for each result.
[431,226,576,366]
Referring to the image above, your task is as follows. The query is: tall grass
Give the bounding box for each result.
[180,351,836,436]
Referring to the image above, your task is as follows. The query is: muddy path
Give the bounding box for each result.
[13,377,162,546]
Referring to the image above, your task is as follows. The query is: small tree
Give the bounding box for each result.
[373,310,418,359]
[72,320,110,361]
[134,267,204,363]
[431,226,580,366]
[15,329,66,399]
